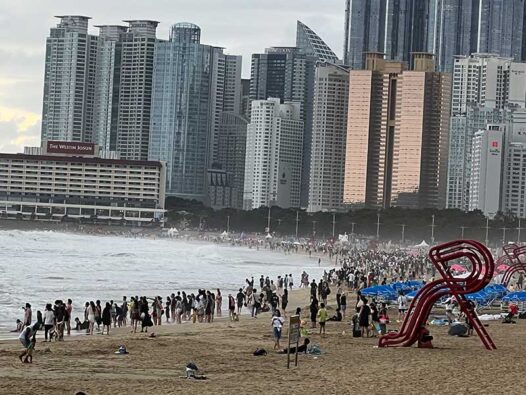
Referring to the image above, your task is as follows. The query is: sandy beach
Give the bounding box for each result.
[0,288,523,394]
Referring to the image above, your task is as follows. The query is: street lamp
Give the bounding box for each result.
[376,212,381,240]
[460,226,466,239]
[332,212,336,238]
[295,211,299,240]
[431,214,436,244]
[226,215,230,233]
[400,224,406,245]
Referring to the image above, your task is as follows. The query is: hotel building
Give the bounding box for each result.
[0,141,166,225]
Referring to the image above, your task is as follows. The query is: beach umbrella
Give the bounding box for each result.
[450,264,467,273]
[496,264,510,273]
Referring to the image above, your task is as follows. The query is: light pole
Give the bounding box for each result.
[484,217,490,246]
[267,206,271,234]
[400,224,406,245]
[501,227,507,245]
[227,215,230,233]
[518,219,523,244]
[460,226,466,239]
[431,214,436,244]
[332,212,336,238]
[351,222,356,235]
[312,220,317,238]
[295,211,299,240]
[376,212,381,240]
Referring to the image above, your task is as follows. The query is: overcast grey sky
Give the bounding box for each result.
[0,0,344,153]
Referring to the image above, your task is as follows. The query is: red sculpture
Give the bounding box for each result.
[378,240,496,350]
[501,245,526,286]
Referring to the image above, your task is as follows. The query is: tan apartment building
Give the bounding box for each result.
[344,52,451,209]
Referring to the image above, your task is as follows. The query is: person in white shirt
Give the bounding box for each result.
[271,310,285,350]
[43,304,55,342]
[397,292,408,322]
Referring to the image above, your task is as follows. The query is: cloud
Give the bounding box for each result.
[0,106,40,152]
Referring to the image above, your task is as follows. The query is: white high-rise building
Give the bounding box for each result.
[468,125,504,217]
[93,25,128,152]
[447,54,526,210]
[243,98,303,210]
[501,109,526,218]
[308,63,349,212]
[41,16,98,143]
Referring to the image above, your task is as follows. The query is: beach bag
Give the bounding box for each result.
[253,348,267,356]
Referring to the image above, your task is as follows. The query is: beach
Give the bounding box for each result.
[0,288,524,394]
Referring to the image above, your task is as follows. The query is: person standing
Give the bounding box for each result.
[23,303,32,327]
[43,304,55,342]
[216,289,223,317]
[281,289,288,318]
[65,299,73,336]
[310,297,319,329]
[340,293,347,319]
[54,300,66,341]
[87,301,96,335]
[236,288,245,314]
[359,298,371,338]
[271,310,284,350]
[228,294,236,321]
[336,283,343,309]
[121,296,128,327]
[101,302,111,335]
[317,303,328,336]
[397,291,408,323]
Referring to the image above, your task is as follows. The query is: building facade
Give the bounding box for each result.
[41,16,98,143]
[0,141,165,224]
[308,64,349,212]
[344,53,450,209]
[149,23,239,202]
[243,99,303,210]
[468,125,504,217]
[116,20,158,161]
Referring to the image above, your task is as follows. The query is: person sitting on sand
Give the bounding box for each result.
[10,319,23,333]
[74,317,89,331]
[278,338,311,354]
[417,324,433,348]
[328,308,343,322]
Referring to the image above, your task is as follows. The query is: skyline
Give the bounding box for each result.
[0,0,343,153]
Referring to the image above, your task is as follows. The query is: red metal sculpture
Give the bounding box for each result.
[501,245,526,286]
[378,240,496,350]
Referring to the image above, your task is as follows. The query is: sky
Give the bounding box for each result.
[0,0,344,153]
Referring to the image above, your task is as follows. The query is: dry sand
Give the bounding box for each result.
[0,289,523,395]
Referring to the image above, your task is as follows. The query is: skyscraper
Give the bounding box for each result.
[41,16,98,143]
[446,54,526,210]
[243,99,303,209]
[468,125,504,217]
[116,20,158,161]
[477,0,525,60]
[149,23,233,201]
[344,53,450,209]
[308,63,349,212]
[296,21,339,63]
[92,25,128,152]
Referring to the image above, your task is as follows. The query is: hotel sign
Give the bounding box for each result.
[47,141,95,155]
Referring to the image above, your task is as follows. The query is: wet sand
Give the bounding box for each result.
[0,289,522,394]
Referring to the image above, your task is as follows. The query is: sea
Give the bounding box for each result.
[0,230,327,336]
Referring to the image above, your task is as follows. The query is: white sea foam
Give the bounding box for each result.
[0,230,327,334]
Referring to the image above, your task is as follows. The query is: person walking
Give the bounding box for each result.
[101,302,111,335]
[310,297,319,329]
[216,289,222,317]
[317,303,328,336]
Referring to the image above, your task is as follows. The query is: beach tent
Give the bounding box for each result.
[496,264,510,273]
[414,240,429,248]
[450,264,467,273]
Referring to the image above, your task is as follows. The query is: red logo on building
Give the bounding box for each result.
[491,141,499,148]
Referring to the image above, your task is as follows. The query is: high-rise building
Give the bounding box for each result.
[344,53,450,209]
[468,125,504,217]
[308,64,349,212]
[92,25,128,152]
[215,113,249,209]
[149,23,236,202]
[446,54,526,210]
[427,0,478,73]
[477,0,525,60]
[296,21,339,63]
[116,20,158,161]
[501,108,526,218]
[41,16,98,143]
[243,99,303,210]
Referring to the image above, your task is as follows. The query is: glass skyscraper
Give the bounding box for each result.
[149,23,222,200]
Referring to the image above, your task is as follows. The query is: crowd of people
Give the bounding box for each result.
[14,246,437,363]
